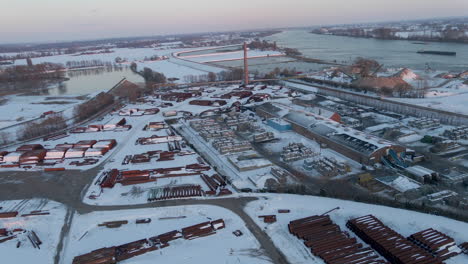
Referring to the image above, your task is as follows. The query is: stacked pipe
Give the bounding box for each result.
[182,221,216,240]
[157,151,175,161]
[149,230,182,246]
[21,210,50,217]
[27,231,42,249]
[131,154,150,163]
[185,163,211,171]
[218,188,233,196]
[73,247,117,264]
[0,211,18,218]
[200,174,219,192]
[289,215,388,264]
[100,169,119,188]
[98,220,128,228]
[74,219,225,264]
[408,229,461,261]
[115,239,157,262]
[70,158,99,166]
[211,174,227,187]
[459,242,468,254]
[147,185,203,201]
[119,170,155,186]
[347,215,442,264]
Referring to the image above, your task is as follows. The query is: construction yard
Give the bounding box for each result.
[62,204,272,264]
[1,81,468,264]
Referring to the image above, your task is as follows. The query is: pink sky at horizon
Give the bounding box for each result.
[0,0,467,43]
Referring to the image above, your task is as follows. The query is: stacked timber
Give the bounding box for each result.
[100,169,119,188]
[201,174,219,192]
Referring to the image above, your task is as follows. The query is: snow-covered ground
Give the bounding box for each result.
[61,204,272,264]
[0,199,68,264]
[245,194,468,264]
[0,94,85,129]
[392,93,468,115]
[11,47,187,66]
[0,111,141,171]
[134,59,223,81]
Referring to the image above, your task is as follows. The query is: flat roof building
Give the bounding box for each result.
[255,102,406,165]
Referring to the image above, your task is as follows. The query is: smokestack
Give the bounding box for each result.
[243,42,249,85]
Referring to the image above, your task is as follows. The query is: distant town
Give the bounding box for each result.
[312,17,468,43]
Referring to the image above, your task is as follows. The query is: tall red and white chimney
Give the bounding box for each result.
[243,42,249,85]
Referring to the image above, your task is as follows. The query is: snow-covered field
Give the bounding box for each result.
[0,199,68,264]
[61,204,272,264]
[12,47,186,66]
[0,94,85,129]
[134,59,223,81]
[178,49,284,63]
[245,194,468,264]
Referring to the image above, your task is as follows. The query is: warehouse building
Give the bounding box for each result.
[255,102,406,165]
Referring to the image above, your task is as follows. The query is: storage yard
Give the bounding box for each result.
[0,199,67,264]
[61,205,273,264]
[1,79,468,264]
[245,194,468,264]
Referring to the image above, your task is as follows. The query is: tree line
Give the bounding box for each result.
[74,92,115,122]
[21,115,67,140]
[0,63,65,82]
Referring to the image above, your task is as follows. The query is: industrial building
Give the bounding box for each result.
[266,119,292,132]
[255,102,406,165]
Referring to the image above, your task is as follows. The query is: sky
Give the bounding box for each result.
[0,0,467,44]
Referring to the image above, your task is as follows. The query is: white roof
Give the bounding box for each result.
[405,165,436,177]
